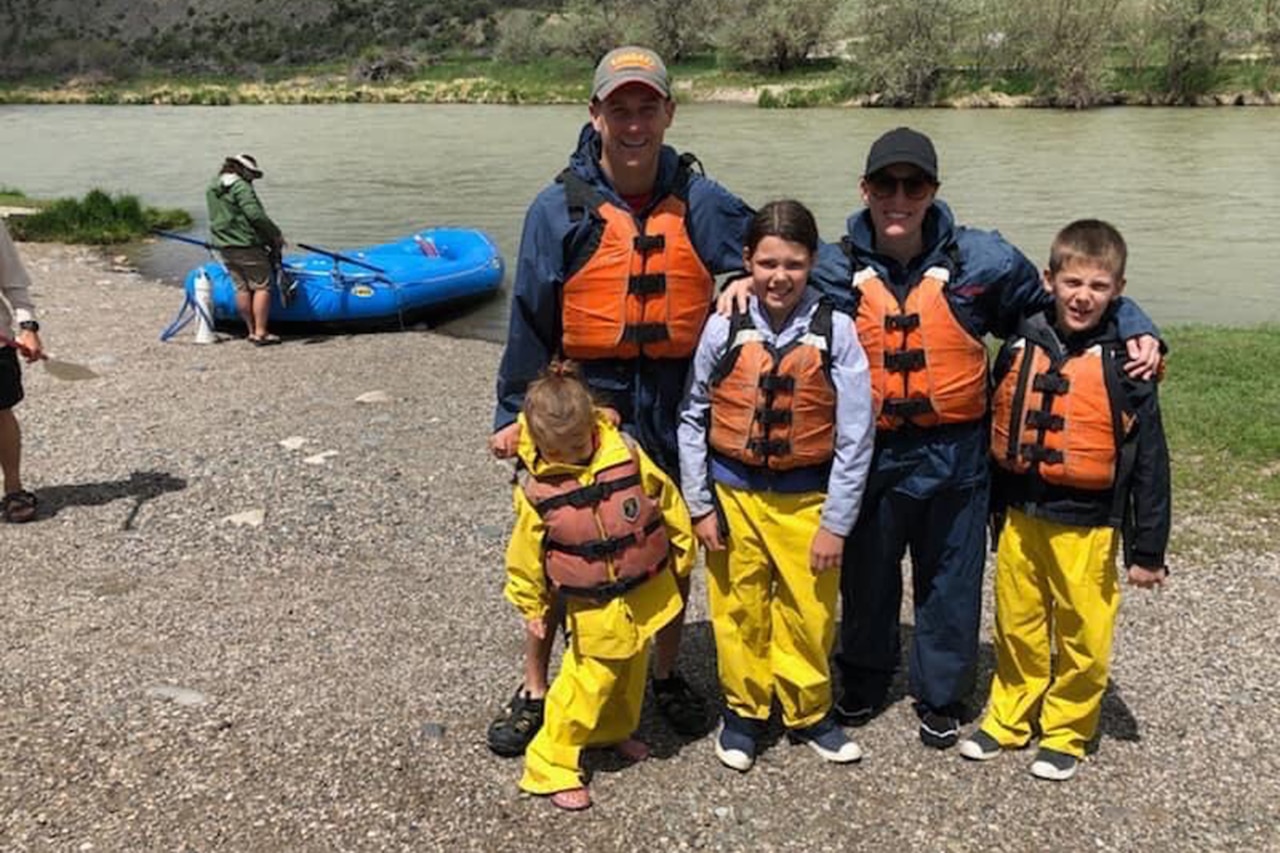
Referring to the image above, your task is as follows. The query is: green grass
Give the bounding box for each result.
[1160,325,1280,510]
[6,189,192,244]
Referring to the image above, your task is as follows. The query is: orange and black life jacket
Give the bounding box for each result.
[707,300,837,470]
[520,439,670,600]
[558,158,715,361]
[991,318,1136,492]
[851,258,988,431]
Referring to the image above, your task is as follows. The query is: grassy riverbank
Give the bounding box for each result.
[1160,326,1280,527]
[2,188,190,244]
[1,56,1276,107]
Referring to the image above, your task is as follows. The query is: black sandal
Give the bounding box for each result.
[2,489,38,523]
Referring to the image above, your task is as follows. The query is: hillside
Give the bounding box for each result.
[0,0,550,78]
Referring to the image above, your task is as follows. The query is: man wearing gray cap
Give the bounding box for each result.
[488,46,755,773]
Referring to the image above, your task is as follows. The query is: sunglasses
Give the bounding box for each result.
[867,172,935,200]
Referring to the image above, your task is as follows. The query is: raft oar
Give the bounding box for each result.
[296,242,387,275]
[1,335,99,381]
[152,229,215,251]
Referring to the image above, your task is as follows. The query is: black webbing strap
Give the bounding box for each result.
[557,566,658,602]
[622,323,670,345]
[628,273,667,295]
[756,408,792,426]
[1004,344,1038,463]
[747,437,791,457]
[545,518,664,559]
[634,234,665,253]
[1033,372,1070,395]
[885,313,920,331]
[758,374,795,392]
[533,472,642,514]
[1025,409,1065,431]
[1020,444,1064,465]
[882,398,935,419]
[884,349,926,373]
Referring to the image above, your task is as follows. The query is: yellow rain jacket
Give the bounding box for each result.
[504,412,695,660]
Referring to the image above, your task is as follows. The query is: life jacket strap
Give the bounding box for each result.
[628,273,667,296]
[1025,409,1065,431]
[545,517,664,559]
[756,408,793,426]
[882,398,935,419]
[758,374,795,392]
[633,234,666,253]
[1033,372,1070,395]
[533,472,643,513]
[748,437,791,457]
[885,313,921,331]
[1020,444,1064,465]
[621,323,671,345]
[556,563,662,601]
[884,349,927,372]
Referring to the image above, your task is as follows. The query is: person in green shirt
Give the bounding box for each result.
[206,153,285,345]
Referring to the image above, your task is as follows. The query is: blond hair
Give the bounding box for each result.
[1049,219,1127,279]
[523,360,596,455]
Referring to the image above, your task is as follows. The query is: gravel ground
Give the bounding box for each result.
[2,243,1277,852]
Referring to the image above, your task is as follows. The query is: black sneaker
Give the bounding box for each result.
[919,710,961,749]
[833,694,879,728]
[653,672,709,735]
[1030,747,1079,781]
[486,686,544,758]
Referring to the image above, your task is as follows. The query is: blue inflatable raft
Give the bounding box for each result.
[182,227,504,327]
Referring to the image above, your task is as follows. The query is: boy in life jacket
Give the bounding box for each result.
[506,361,695,810]
[958,220,1170,781]
[487,45,758,755]
[678,201,875,770]
[722,128,1164,750]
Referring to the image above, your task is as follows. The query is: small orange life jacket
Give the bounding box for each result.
[521,440,670,599]
[854,266,988,431]
[991,325,1135,491]
[558,165,715,361]
[708,301,836,470]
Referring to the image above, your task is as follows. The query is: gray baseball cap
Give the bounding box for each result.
[592,46,671,101]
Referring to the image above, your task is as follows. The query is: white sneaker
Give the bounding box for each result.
[958,730,1002,761]
[1030,748,1079,781]
[714,720,757,772]
[789,718,863,764]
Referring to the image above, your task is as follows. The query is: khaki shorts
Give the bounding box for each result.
[220,246,274,293]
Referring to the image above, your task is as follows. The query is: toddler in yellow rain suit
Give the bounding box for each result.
[678,201,875,770]
[505,362,694,810]
[958,220,1170,781]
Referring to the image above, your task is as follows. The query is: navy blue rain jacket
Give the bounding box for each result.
[493,124,755,472]
[806,201,1160,499]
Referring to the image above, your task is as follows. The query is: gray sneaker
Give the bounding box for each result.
[1030,747,1079,781]
[958,729,1002,761]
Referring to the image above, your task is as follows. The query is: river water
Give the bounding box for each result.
[2,103,1277,340]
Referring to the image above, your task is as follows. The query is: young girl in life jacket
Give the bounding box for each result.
[677,200,876,770]
[504,360,695,811]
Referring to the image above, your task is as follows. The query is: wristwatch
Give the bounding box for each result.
[18,320,39,332]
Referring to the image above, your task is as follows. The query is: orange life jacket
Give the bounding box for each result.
[558,164,715,361]
[853,265,988,431]
[708,301,836,470]
[520,440,670,599]
[990,324,1136,491]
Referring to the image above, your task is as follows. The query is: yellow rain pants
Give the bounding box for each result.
[519,642,650,795]
[980,508,1121,758]
[708,482,838,730]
